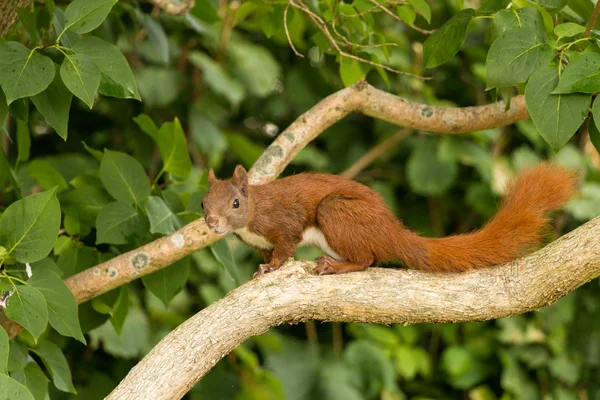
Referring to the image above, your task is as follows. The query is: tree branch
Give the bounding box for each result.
[1,82,530,338]
[585,0,600,37]
[146,0,195,15]
[106,216,600,400]
[0,0,31,37]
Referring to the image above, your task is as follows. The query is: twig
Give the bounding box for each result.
[341,128,410,178]
[330,21,398,49]
[291,0,428,80]
[146,0,195,15]
[367,0,433,34]
[217,1,240,64]
[284,2,304,57]
[585,0,600,37]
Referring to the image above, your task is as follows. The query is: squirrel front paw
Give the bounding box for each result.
[253,263,279,278]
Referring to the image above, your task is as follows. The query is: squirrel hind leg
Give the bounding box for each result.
[314,256,371,275]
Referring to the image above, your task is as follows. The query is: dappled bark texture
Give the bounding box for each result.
[1,0,31,36]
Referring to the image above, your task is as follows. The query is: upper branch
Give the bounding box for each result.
[107,216,600,400]
[2,82,530,338]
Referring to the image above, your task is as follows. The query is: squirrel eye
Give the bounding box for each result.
[232,199,240,208]
[200,201,204,210]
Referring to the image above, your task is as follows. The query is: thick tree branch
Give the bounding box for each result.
[1,82,530,338]
[0,0,31,36]
[146,0,195,15]
[107,216,600,400]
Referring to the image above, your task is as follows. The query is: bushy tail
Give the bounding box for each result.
[404,163,577,272]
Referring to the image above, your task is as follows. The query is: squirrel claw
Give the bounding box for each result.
[314,256,335,275]
[253,263,278,278]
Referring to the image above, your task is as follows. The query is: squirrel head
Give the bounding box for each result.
[201,164,250,234]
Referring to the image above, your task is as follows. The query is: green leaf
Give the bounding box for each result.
[554,22,586,40]
[229,39,281,97]
[132,113,159,137]
[407,0,431,23]
[109,286,129,335]
[407,138,458,196]
[136,10,169,65]
[28,269,85,344]
[423,9,475,68]
[0,327,8,374]
[192,0,221,23]
[31,341,76,393]
[30,257,64,278]
[0,43,54,104]
[56,242,98,277]
[17,119,30,164]
[0,374,35,400]
[553,53,600,94]
[145,196,182,235]
[524,66,590,151]
[140,117,192,179]
[478,0,511,13]
[188,51,245,107]
[4,285,48,341]
[8,340,28,372]
[441,346,473,376]
[493,8,546,44]
[72,37,140,100]
[62,185,112,227]
[211,238,241,285]
[16,7,39,44]
[0,188,61,263]
[225,133,265,167]
[135,67,181,106]
[88,308,150,359]
[142,256,190,307]
[396,5,416,24]
[189,105,228,154]
[53,8,81,48]
[99,150,151,206]
[0,88,7,125]
[548,355,580,385]
[486,27,555,88]
[60,53,100,109]
[95,202,149,245]
[532,0,568,14]
[339,59,364,87]
[31,64,72,140]
[63,0,117,34]
[590,98,600,154]
[27,160,69,192]
[81,141,103,161]
[11,362,49,400]
[9,98,29,121]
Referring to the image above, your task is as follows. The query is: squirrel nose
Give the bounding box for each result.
[206,215,218,228]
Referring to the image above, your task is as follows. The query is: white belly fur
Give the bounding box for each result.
[235,227,273,249]
[299,227,342,260]
[235,226,342,260]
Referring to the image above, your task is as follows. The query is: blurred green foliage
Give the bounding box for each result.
[0,0,600,398]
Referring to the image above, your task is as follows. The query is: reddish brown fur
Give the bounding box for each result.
[201,164,576,275]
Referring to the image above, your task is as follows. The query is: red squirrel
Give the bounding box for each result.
[201,163,576,277]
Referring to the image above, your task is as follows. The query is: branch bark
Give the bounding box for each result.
[1,82,530,338]
[107,216,600,400]
[0,0,31,37]
[146,0,195,15]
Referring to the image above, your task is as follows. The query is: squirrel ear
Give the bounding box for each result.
[208,168,217,185]
[231,165,248,196]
